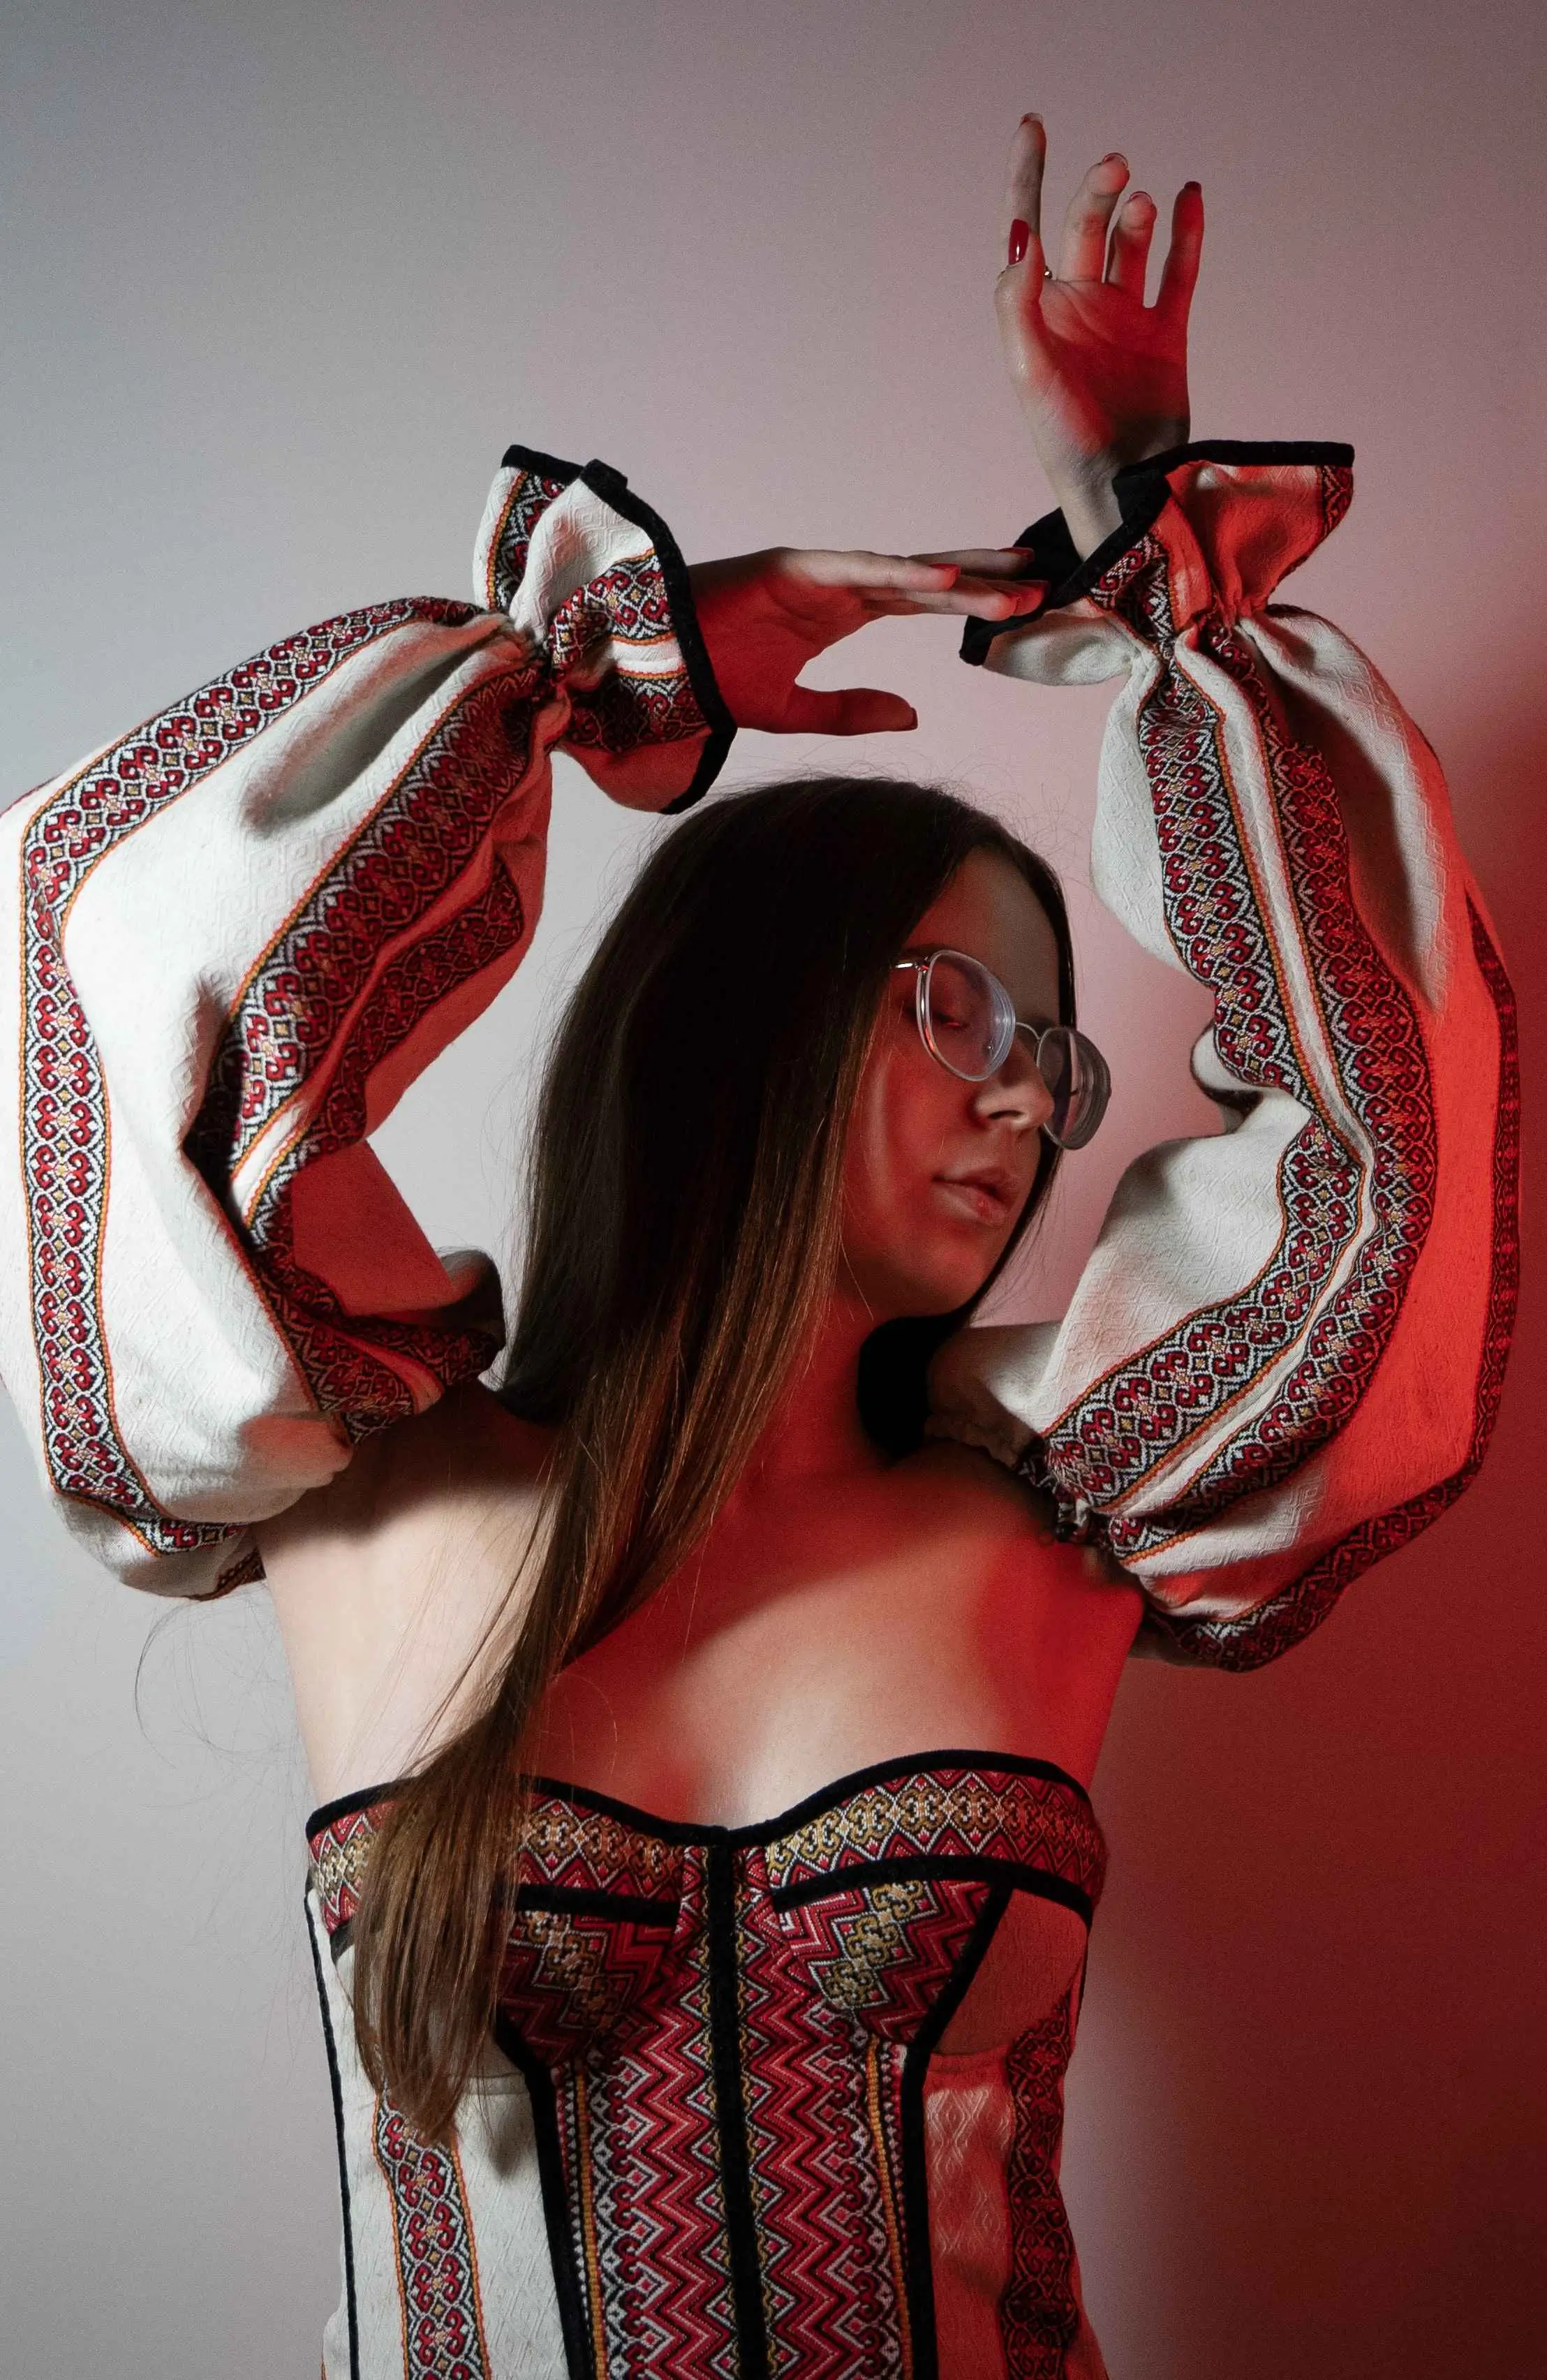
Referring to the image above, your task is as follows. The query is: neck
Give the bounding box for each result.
[736,1284,885,1494]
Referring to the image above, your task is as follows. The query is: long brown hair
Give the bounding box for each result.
[350,777,1075,2138]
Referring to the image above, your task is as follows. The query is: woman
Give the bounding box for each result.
[0,118,1515,2379]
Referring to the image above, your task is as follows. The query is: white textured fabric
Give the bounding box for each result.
[308,1904,568,2380]
[931,448,1517,1666]
[0,446,727,1597]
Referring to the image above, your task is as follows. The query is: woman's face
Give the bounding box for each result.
[841,850,1063,1320]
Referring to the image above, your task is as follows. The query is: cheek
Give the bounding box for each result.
[840,1048,956,1251]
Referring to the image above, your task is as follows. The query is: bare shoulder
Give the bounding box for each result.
[890,1434,1056,1537]
[889,1436,1135,1602]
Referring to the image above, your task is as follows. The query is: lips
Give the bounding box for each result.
[933,1167,1017,1222]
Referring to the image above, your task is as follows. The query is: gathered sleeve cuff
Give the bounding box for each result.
[932,443,1519,1668]
[0,447,733,1597]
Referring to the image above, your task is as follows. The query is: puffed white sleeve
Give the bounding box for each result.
[931,443,1518,1667]
[0,444,734,1598]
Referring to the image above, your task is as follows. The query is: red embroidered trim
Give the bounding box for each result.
[185,671,538,1436]
[19,598,472,1552]
[764,1768,1105,1908]
[1044,466,1438,1551]
[1169,896,1520,1667]
[373,2097,491,2380]
[1000,1993,1081,2377]
[484,464,568,616]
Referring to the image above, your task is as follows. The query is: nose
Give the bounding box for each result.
[970,1036,1053,1134]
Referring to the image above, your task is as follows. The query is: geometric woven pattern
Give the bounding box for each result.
[1,442,725,1598]
[964,444,1519,1671]
[18,594,475,1562]
[373,2097,493,2380]
[1046,476,1437,1533]
[307,1754,1107,2379]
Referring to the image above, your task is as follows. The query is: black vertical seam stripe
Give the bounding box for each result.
[705,1837,772,2379]
[491,2018,595,2380]
[304,1889,360,2380]
[897,1884,1013,2380]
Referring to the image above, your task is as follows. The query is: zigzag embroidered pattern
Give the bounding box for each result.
[1111,597,1435,1541]
[188,672,539,1437]
[765,1768,1105,1907]
[188,663,541,1179]
[309,1763,1106,2379]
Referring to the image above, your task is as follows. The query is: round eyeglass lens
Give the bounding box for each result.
[1036,1025,1111,1151]
[922,952,1014,1081]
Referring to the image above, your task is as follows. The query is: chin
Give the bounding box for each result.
[874,1255,1000,1322]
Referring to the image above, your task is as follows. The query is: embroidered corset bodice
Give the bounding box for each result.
[306,1754,1109,2380]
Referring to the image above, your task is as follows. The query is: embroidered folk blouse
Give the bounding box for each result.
[0,439,1517,2379]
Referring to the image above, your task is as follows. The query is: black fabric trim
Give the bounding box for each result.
[739,1745,1091,1833]
[306,1745,1090,1855]
[575,459,738,813]
[491,2016,595,2380]
[961,436,1356,666]
[898,1885,1011,2380]
[1127,436,1355,475]
[769,1858,1093,1925]
[491,443,736,812]
[705,1838,771,2379]
[305,1777,401,1838]
[304,1889,360,2380]
[514,1884,680,1927]
[519,1746,1091,1847]
[498,441,587,486]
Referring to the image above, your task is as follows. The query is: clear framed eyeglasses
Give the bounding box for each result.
[893,947,1111,1151]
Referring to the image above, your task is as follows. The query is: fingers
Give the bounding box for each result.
[794,548,959,593]
[1058,152,1130,281]
[1155,180,1204,324]
[912,547,1042,575]
[783,686,917,737]
[785,549,1040,616]
[1105,191,1157,297]
[887,577,1046,619]
[1000,113,1046,256]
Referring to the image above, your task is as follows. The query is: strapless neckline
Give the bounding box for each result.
[304,1743,1092,1851]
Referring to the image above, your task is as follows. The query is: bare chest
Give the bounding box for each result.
[265,1408,1138,1815]
[524,1482,1136,1823]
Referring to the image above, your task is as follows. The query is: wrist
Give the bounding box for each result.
[1042,424,1191,560]
[1040,456,1123,560]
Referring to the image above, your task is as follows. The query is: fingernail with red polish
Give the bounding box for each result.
[1008,219,1030,267]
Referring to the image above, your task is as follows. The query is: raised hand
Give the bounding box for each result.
[687,546,1044,736]
[995,115,1204,556]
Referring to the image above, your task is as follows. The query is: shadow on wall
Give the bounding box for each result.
[1062,677,1546,2380]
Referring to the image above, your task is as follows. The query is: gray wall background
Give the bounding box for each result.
[2,2,1542,2372]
